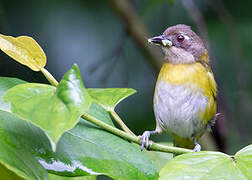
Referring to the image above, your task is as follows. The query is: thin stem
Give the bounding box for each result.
[41,67,193,155]
[41,68,59,87]
[82,112,192,155]
[110,110,136,137]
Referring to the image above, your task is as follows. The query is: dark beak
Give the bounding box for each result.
[148,35,172,47]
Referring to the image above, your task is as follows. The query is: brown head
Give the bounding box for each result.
[148,24,208,64]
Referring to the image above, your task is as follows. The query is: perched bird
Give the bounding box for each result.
[140,24,217,152]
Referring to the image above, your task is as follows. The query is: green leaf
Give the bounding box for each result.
[0,77,26,111]
[0,109,49,180]
[0,163,25,180]
[144,142,173,171]
[0,77,158,179]
[3,65,92,150]
[87,88,136,111]
[38,104,158,180]
[86,103,114,126]
[159,150,251,180]
[235,144,252,177]
[49,173,96,180]
[0,34,46,71]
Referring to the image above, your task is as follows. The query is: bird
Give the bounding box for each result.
[140,24,217,152]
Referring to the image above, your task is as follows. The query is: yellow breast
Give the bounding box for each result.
[156,62,217,125]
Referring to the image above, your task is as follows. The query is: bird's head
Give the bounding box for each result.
[148,24,208,64]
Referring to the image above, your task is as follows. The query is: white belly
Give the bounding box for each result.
[153,80,208,138]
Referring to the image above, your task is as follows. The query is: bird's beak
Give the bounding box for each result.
[148,35,172,47]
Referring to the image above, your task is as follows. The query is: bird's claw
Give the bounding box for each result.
[193,143,201,152]
[140,131,151,151]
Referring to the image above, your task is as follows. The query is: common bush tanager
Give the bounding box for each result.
[140,24,217,152]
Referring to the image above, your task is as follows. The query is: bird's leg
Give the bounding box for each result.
[192,138,201,152]
[140,126,162,151]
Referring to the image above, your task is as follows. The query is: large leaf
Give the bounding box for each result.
[49,174,96,180]
[87,88,136,111]
[144,142,173,171]
[0,102,107,180]
[0,34,46,71]
[3,65,92,150]
[0,77,26,111]
[0,105,159,180]
[0,110,49,180]
[235,144,252,177]
[159,149,252,180]
[0,76,158,179]
[38,103,158,180]
[0,162,25,180]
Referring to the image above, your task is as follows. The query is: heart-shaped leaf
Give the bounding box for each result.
[87,88,136,111]
[3,65,92,150]
[0,34,46,71]
[159,149,252,180]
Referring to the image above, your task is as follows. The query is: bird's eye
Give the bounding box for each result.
[177,35,185,42]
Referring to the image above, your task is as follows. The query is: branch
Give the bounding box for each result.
[81,111,192,155]
[42,68,193,155]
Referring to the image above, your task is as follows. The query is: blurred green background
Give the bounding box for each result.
[0,0,251,154]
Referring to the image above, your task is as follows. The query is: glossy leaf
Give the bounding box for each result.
[49,174,96,180]
[144,142,173,171]
[159,150,252,180]
[3,65,92,150]
[0,77,26,111]
[37,103,158,180]
[87,88,136,111]
[0,110,49,180]
[0,76,158,179]
[0,163,25,180]
[235,144,252,177]
[0,34,46,71]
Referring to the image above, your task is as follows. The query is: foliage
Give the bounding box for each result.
[0,34,251,180]
[0,34,46,71]
[160,148,252,179]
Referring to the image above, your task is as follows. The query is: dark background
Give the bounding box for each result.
[0,0,251,154]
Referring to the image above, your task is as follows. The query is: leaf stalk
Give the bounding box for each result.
[109,110,136,137]
[41,68,59,87]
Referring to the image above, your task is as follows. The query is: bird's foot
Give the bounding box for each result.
[193,138,201,152]
[140,131,151,151]
[193,143,201,152]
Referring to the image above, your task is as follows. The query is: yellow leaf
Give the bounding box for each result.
[0,34,46,71]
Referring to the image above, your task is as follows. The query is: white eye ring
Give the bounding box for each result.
[183,34,190,40]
